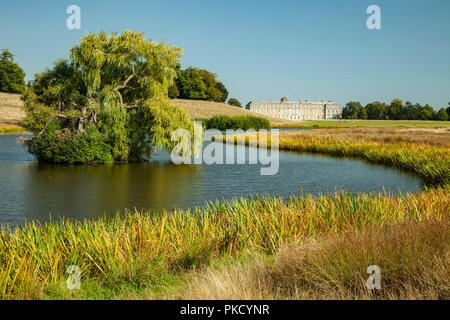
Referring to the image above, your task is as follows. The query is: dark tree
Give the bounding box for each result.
[174,66,229,103]
[227,98,242,108]
[419,105,435,120]
[168,84,179,99]
[386,99,404,120]
[365,101,386,120]
[342,101,364,119]
[0,49,26,93]
[436,108,448,121]
[215,81,229,103]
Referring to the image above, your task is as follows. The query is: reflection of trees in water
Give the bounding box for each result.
[22,162,201,222]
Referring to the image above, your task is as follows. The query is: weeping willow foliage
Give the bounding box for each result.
[23,30,193,163]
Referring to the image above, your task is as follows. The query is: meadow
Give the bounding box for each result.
[274,119,450,128]
[0,129,449,300]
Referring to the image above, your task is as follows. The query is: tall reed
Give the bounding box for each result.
[0,188,448,299]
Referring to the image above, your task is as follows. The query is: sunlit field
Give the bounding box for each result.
[275,120,450,128]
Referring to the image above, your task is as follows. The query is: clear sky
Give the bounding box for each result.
[1,0,449,109]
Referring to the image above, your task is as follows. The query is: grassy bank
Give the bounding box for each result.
[0,188,448,299]
[0,124,27,134]
[1,132,449,300]
[278,137,449,186]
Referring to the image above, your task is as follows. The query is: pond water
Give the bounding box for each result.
[0,134,422,226]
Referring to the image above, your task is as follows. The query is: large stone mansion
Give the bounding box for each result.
[245,97,341,120]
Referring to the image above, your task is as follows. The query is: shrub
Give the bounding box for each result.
[25,122,113,164]
[206,115,270,131]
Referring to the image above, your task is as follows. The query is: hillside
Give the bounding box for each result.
[0,93,297,128]
[0,92,25,125]
[173,99,297,126]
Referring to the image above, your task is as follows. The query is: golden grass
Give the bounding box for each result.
[0,92,25,126]
[177,218,449,300]
[0,188,448,299]
[0,124,26,134]
[274,119,450,128]
[280,127,450,147]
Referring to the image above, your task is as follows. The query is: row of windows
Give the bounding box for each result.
[278,115,337,120]
[253,109,339,115]
[251,105,337,109]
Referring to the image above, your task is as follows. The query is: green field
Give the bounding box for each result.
[274,120,450,128]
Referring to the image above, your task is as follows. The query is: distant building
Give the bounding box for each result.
[246,97,341,120]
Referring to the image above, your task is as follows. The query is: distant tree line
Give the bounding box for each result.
[342,100,450,121]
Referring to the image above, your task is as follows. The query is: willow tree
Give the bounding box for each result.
[24,31,192,163]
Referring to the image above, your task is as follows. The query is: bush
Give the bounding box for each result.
[206,115,270,131]
[26,122,113,164]
[227,98,242,108]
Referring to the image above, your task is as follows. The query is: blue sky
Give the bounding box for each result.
[1,0,449,109]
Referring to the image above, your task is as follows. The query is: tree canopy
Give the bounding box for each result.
[170,66,229,103]
[227,98,242,108]
[342,102,366,119]
[0,49,26,93]
[23,30,192,164]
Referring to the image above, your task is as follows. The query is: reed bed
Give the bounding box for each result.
[0,188,448,299]
[223,133,450,186]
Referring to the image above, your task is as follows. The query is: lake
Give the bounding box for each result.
[0,134,422,226]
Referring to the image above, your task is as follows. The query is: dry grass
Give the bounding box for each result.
[281,127,450,146]
[0,92,25,126]
[176,218,449,300]
[173,99,298,126]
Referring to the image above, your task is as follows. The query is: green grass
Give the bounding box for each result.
[273,120,450,128]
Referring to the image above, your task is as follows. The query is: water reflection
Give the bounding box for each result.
[22,161,201,222]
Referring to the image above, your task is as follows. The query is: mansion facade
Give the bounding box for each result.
[246,97,341,120]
